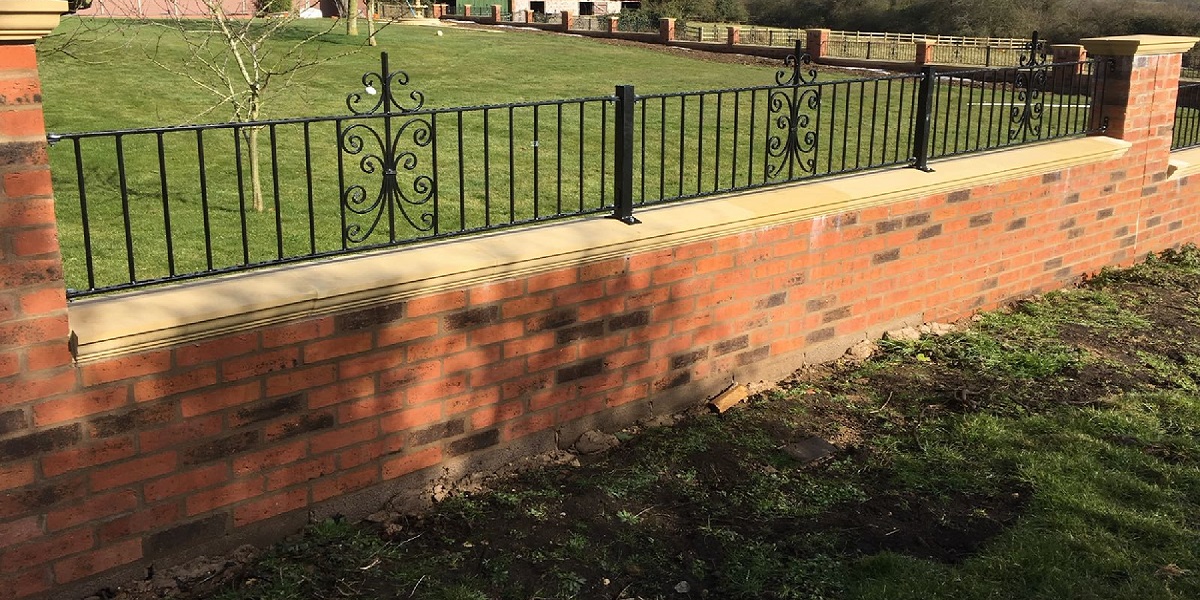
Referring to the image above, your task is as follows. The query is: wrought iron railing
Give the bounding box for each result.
[48,43,1107,298]
[738,26,800,47]
[921,48,1108,163]
[1175,82,1200,151]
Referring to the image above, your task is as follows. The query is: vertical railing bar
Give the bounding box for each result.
[458,110,466,231]
[116,135,136,283]
[679,95,686,197]
[431,112,441,236]
[484,108,492,227]
[196,130,214,271]
[912,66,935,171]
[601,100,608,208]
[557,103,563,213]
[155,132,175,277]
[72,138,96,292]
[639,98,646,204]
[579,102,585,212]
[533,104,540,218]
[509,106,515,223]
[659,96,666,199]
[269,125,283,261]
[714,91,722,191]
[748,88,756,185]
[335,120,347,252]
[697,93,705,192]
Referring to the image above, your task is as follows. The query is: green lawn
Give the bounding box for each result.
[39,19,1098,296]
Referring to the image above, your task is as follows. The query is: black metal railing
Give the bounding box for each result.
[49,43,1106,298]
[921,54,1108,162]
[1175,82,1200,151]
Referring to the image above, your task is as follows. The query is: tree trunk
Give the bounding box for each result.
[367,0,377,46]
[347,0,359,35]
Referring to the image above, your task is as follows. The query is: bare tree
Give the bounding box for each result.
[112,0,346,211]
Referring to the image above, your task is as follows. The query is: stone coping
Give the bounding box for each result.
[1080,35,1200,57]
[1168,146,1200,181]
[0,0,68,41]
[68,137,1131,363]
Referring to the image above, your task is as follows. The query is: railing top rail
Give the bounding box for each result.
[634,71,925,100]
[47,93,620,140]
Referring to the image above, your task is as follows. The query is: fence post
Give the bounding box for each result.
[613,85,639,225]
[911,65,936,172]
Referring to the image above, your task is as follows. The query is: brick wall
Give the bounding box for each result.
[0,28,1198,600]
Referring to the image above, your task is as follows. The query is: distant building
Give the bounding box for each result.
[509,0,622,16]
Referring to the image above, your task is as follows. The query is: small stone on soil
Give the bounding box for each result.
[782,436,838,464]
[884,326,922,342]
[574,430,620,454]
[845,339,878,361]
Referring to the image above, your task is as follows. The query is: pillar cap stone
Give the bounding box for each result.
[1080,34,1199,57]
[0,0,68,42]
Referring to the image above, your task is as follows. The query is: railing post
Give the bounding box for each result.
[912,65,936,172]
[613,84,639,225]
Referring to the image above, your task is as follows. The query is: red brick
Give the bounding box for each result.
[337,435,404,469]
[0,351,17,379]
[310,420,378,455]
[382,447,442,479]
[90,452,177,491]
[337,391,405,422]
[180,381,261,417]
[0,567,51,599]
[175,333,259,367]
[376,317,439,347]
[139,415,223,453]
[265,456,336,491]
[24,342,72,372]
[445,389,501,415]
[32,386,129,427]
[2,167,52,197]
[233,439,309,476]
[41,436,135,478]
[0,44,36,69]
[579,258,628,281]
[526,269,577,292]
[407,335,468,362]
[505,412,557,440]
[464,359,525,387]
[221,347,299,382]
[501,294,554,319]
[312,466,377,502]
[443,345,503,374]
[308,376,376,409]
[134,367,218,402]
[144,463,229,503]
[0,368,75,408]
[0,462,34,491]
[406,290,466,316]
[469,280,524,304]
[380,404,442,433]
[473,321,534,346]
[0,76,42,106]
[553,280,605,305]
[17,285,65,314]
[185,477,263,516]
[81,350,172,386]
[98,503,179,543]
[0,528,94,572]
[233,487,308,526]
[379,360,441,390]
[0,516,42,547]
[52,537,142,584]
[304,331,373,363]
[46,489,138,532]
[470,401,524,429]
[261,318,334,348]
[264,364,336,397]
[406,374,468,405]
[0,197,55,228]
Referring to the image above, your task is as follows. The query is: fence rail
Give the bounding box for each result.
[48,49,1108,298]
[1175,82,1200,151]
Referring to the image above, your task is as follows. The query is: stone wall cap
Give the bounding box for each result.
[1080,34,1200,57]
[0,0,68,42]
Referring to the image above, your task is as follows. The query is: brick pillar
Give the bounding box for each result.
[727,26,739,46]
[0,6,78,598]
[462,3,470,16]
[1081,35,1199,168]
[560,10,573,32]
[490,3,500,22]
[608,16,618,33]
[658,18,674,42]
[522,8,532,22]
[805,28,828,59]
[915,39,935,66]
[1049,44,1087,90]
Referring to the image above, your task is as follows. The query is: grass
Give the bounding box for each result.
[116,245,1200,600]
[40,19,1098,295]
